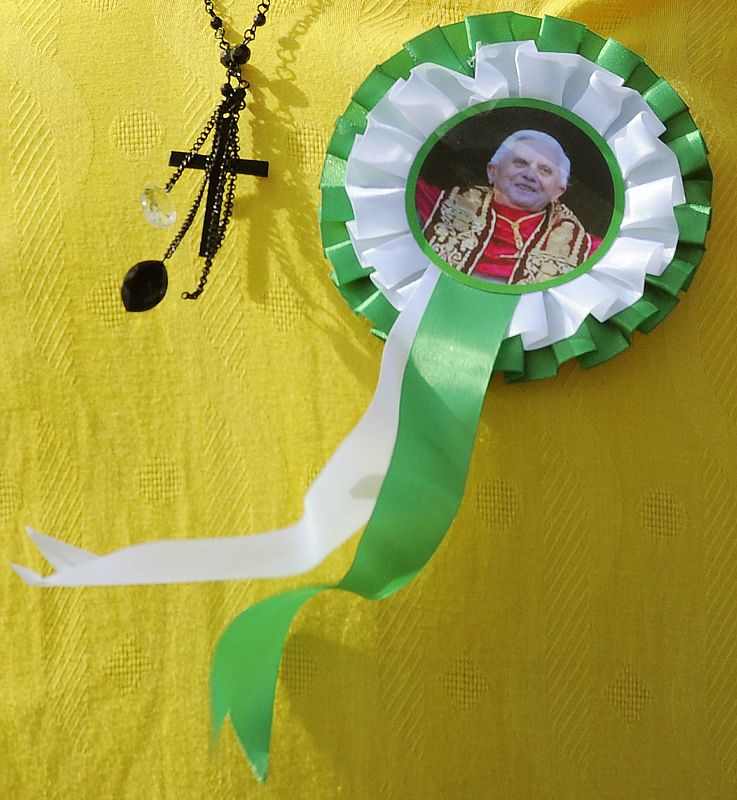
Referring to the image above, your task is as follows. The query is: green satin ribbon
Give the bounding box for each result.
[211,276,519,780]
[404,26,472,75]
[596,39,643,81]
[319,155,352,221]
[352,68,394,111]
[537,15,586,53]
[643,78,687,122]
[466,11,515,45]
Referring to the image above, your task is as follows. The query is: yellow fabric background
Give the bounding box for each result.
[0,0,734,797]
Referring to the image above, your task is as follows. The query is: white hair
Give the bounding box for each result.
[489,129,570,187]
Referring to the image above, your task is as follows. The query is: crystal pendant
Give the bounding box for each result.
[121,260,168,312]
[141,184,176,228]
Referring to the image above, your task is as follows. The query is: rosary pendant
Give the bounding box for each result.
[121,2,271,312]
[120,259,169,312]
[141,184,176,228]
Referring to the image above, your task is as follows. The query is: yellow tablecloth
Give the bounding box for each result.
[1,1,734,797]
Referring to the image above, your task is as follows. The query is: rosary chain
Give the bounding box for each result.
[241,2,271,43]
[181,107,240,299]
[202,0,270,47]
[163,98,226,260]
[163,168,210,261]
[202,0,271,87]
[182,255,213,300]
[164,106,221,193]
[181,166,237,300]
[170,2,271,300]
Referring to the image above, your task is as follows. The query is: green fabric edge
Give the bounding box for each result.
[537,15,586,53]
[326,116,366,161]
[404,26,473,75]
[643,78,688,123]
[511,13,542,41]
[596,39,643,81]
[441,21,475,67]
[465,11,516,46]
[352,66,396,112]
[319,12,711,383]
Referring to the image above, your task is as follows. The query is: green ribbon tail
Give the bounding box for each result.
[210,274,519,780]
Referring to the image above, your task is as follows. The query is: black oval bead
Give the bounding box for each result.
[232,44,251,64]
[210,15,223,29]
[254,12,266,26]
[121,260,168,312]
[221,82,234,97]
[220,49,233,67]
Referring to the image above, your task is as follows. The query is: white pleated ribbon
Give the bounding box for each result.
[345,39,685,351]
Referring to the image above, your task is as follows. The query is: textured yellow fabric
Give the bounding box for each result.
[0,0,734,797]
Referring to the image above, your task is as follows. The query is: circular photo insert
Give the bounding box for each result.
[409,100,622,293]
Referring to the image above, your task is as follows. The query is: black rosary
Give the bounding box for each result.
[121,1,271,312]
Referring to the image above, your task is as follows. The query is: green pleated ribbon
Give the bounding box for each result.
[320,12,713,381]
[211,277,519,780]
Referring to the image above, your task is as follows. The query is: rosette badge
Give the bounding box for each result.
[323,12,710,379]
[15,12,711,782]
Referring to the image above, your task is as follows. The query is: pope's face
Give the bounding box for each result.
[486,139,567,212]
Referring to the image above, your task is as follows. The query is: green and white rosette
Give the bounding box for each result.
[322,12,711,379]
[14,12,712,783]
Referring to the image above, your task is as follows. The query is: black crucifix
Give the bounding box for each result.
[169,88,269,259]
[121,88,271,311]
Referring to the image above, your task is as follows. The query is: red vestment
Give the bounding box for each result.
[416,178,603,283]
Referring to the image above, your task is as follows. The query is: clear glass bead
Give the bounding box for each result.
[141,184,176,228]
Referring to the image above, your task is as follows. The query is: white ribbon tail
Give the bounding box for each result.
[14,268,441,588]
[23,528,97,568]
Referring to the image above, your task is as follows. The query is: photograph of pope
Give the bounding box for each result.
[416,129,603,286]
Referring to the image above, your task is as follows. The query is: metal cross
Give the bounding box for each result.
[168,91,269,258]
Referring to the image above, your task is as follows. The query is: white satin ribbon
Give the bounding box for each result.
[16,40,687,587]
[345,40,685,349]
[14,271,442,586]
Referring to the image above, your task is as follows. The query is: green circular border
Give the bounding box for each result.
[404,98,626,295]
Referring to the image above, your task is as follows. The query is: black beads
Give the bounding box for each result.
[254,12,267,26]
[221,82,234,97]
[232,44,251,64]
[121,260,168,312]
[210,15,223,29]
[221,45,250,69]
